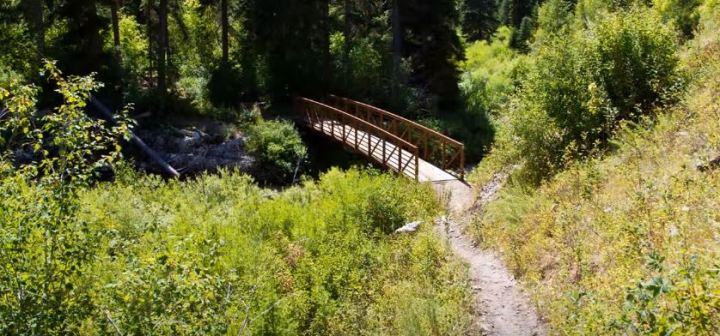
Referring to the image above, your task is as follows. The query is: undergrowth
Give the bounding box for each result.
[2,166,474,335]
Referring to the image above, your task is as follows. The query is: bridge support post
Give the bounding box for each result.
[415,153,419,181]
[383,139,386,165]
[398,147,403,177]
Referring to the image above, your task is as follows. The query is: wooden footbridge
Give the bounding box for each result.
[295,96,465,182]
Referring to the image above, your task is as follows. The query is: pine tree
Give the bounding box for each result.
[512,15,535,51]
[399,0,464,102]
[246,0,331,98]
[56,0,113,77]
[462,0,499,41]
[21,0,44,57]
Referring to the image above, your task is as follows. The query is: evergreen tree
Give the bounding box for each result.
[462,0,499,41]
[399,0,464,102]
[246,0,331,99]
[56,0,109,76]
[497,0,541,27]
[512,14,535,50]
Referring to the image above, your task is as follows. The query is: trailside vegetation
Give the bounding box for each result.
[467,0,720,333]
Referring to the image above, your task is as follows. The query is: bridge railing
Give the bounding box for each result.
[296,97,420,180]
[326,95,465,180]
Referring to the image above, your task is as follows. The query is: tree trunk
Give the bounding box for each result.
[343,0,351,85]
[221,0,229,65]
[111,0,122,59]
[158,0,168,108]
[391,0,402,100]
[318,0,331,94]
[22,0,45,57]
[146,0,154,84]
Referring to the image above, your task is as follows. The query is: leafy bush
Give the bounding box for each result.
[1,61,132,185]
[506,9,683,183]
[0,4,35,79]
[653,0,702,38]
[457,27,524,159]
[109,13,150,101]
[0,62,132,334]
[246,119,307,182]
[460,27,521,118]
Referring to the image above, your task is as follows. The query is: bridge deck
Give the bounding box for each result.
[310,120,457,182]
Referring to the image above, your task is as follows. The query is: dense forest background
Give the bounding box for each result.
[0,0,551,161]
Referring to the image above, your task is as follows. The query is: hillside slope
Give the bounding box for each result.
[470,5,720,334]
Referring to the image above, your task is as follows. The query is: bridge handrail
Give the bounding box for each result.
[297,97,418,151]
[327,95,464,147]
[326,95,465,180]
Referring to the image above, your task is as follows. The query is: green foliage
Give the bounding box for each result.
[1,62,473,335]
[330,33,390,102]
[0,1,35,78]
[245,0,331,98]
[497,0,541,27]
[613,257,720,334]
[0,62,132,334]
[399,0,465,100]
[1,61,132,186]
[511,16,536,51]
[506,9,683,183]
[475,109,720,333]
[534,0,575,43]
[457,27,524,159]
[246,119,307,182]
[461,0,499,41]
[1,165,473,334]
[461,27,521,116]
[653,0,702,38]
[110,13,150,102]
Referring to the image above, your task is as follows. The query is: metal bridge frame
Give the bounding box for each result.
[296,96,465,181]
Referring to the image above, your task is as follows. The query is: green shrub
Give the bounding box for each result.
[460,27,521,118]
[1,164,473,335]
[507,9,683,183]
[458,27,523,159]
[0,62,132,334]
[246,119,307,182]
[653,0,702,38]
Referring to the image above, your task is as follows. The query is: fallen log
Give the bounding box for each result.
[89,96,180,177]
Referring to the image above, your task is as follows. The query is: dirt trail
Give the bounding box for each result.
[432,177,545,336]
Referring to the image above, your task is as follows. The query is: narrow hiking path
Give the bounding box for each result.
[432,177,545,336]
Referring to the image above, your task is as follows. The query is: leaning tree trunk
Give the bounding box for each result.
[221,0,229,65]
